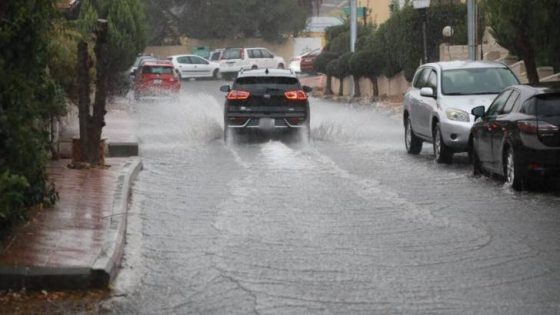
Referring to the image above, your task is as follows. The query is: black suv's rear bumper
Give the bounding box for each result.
[225,106,308,129]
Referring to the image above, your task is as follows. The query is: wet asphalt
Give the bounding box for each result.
[103,79,560,315]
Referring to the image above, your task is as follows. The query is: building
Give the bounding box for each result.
[357,0,392,26]
[357,0,464,26]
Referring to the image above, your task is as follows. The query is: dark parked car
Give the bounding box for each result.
[470,83,560,190]
[300,48,321,74]
[220,68,312,142]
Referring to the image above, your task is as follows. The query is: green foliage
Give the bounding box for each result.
[0,0,61,229]
[324,2,468,82]
[144,0,312,43]
[78,0,146,94]
[349,50,383,79]
[47,21,81,100]
[313,52,339,75]
[483,0,560,79]
[0,172,29,224]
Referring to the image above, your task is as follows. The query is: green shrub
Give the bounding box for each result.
[0,0,62,230]
[0,172,29,226]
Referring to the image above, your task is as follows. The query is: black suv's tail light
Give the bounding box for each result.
[284,90,307,101]
[518,120,559,136]
[227,90,250,100]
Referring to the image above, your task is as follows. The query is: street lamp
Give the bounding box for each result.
[412,0,430,64]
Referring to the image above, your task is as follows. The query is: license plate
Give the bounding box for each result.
[259,118,275,129]
[153,79,162,84]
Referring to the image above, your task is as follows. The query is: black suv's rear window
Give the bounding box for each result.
[525,94,560,117]
[142,66,174,74]
[234,77,299,93]
[536,95,560,117]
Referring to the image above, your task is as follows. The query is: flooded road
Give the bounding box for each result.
[104,80,560,314]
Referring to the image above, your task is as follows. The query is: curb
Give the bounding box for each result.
[0,158,142,291]
[91,158,142,288]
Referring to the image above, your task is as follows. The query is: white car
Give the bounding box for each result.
[167,54,220,79]
[219,47,286,80]
[403,61,520,163]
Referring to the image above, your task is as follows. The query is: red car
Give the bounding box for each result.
[300,48,321,74]
[134,60,181,100]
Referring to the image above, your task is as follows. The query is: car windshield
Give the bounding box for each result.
[142,66,174,74]
[222,48,242,60]
[442,68,519,95]
[234,76,299,93]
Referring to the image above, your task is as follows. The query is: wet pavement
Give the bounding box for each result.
[102,79,560,314]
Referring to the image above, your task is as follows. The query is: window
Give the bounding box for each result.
[142,66,174,74]
[210,52,220,61]
[177,56,191,64]
[426,70,437,90]
[413,68,430,89]
[248,49,261,59]
[191,56,208,65]
[222,48,242,60]
[234,76,300,93]
[441,68,519,95]
[486,90,512,117]
[260,49,273,58]
[502,90,520,114]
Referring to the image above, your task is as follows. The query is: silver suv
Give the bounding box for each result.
[403,61,519,163]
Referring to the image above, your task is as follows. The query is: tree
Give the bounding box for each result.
[0,0,62,227]
[483,0,560,84]
[146,0,314,42]
[349,49,384,97]
[314,52,339,95]
[76,0,146,165]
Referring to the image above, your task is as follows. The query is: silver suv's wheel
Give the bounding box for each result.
[405,118,422,154]
[433,123,453,164]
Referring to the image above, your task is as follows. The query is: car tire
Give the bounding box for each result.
[213,69,219,79]
[278,63,284,69]
[251,65,258,70]
[504,146,525,191]
[405,118,422,154]
[472,146,483,176]
[433,123,453,164]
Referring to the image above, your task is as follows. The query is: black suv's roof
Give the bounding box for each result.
[237,68,296,78]
[513,82,560,95]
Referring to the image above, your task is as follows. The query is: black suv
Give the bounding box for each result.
[220,69,312,141]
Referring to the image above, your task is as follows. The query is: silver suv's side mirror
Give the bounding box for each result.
[303,85,312,93]
[220,85,231,93]
[420,87,435,98]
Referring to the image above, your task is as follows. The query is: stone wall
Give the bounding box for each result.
[328,72,410,99]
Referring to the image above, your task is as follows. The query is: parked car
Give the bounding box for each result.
[300,48,321,74]
[133,60,181,100]
[470,83,560,190]
[219,47,286,80]
[209,48,225,62]
[167,54,220,79]
[403,61,519,163]
[289,48,320,74]
[129,54,157,80]
[220,68,312,141]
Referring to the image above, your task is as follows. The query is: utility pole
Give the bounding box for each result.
[467,0,477,60]
[350,0,357,96]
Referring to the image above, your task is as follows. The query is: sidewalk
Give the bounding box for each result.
[0,105,141,291]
